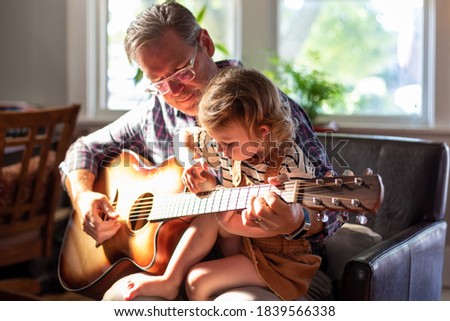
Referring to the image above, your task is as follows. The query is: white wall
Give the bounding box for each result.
[0,0,67,106]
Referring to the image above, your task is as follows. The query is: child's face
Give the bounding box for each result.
[208,120,268,164]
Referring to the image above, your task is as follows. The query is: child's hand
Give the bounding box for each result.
[182,159,208,193]
[266,173,290,186]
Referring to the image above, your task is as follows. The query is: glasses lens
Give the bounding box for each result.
[145,44,197,96]
[173,68,196,83]
[155,82,170,95]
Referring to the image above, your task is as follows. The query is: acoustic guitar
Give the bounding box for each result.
[58,150,384,299]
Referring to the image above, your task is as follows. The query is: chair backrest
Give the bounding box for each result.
[0,104,80,267]
[317,132,449,239]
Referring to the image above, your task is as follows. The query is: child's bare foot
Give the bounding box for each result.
[124,273,180,300]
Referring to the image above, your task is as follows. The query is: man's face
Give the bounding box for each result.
[135,29,218,117]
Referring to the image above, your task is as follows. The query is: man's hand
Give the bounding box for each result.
[241,192,304,235]
[76,191,121,244]
[241,173,323,236]
[66,169,121,243]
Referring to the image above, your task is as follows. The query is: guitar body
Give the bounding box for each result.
[58,150,384,300]
[58,151,192,299]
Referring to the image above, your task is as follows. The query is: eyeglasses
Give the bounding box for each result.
[145,44,198,95]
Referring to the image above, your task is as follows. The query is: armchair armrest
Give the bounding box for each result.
[340,221,447,300]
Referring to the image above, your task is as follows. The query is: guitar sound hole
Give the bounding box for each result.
[128,193,153,231]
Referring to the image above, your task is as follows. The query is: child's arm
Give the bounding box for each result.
[176,127,217,193]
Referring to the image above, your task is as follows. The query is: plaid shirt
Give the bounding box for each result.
[60,60,344,256]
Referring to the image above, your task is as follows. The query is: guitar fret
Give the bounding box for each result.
[150,197,160,220]
[192,195,202,215]
[175,193,185,217]
[170,194,178,218]
[165,194,174,219]
[205,190,217,213]
[219,189,230,212]
[210,189,222,213]
[152,195,167,220]
[286,186,293,202]
[230,188,240,210]
[174,193,184,217]
[239,185,252,208]
[181,191,192,217]
[198,195,208,214]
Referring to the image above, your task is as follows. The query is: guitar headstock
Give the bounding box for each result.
[298,170,384,216]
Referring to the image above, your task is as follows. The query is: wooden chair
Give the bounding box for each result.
[0,104,80,270]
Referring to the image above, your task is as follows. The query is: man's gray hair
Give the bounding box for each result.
[124,1,201,62]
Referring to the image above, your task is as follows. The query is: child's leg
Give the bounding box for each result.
[185,253,267,301]
[217,225,242,257]
[124,215,220,300]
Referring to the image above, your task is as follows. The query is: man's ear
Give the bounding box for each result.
[199,29,215,57]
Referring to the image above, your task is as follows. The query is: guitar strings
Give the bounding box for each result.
[118,185,371,221]
[108,180,374,222]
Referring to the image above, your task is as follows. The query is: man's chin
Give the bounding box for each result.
[177,94,199,116]
[182,104,197,117]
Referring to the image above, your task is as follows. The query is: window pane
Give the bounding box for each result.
[278,0,424,118]
[107,0,155,111]
[106,0,235,111]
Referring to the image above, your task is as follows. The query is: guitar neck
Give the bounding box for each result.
[147,174,384,221]
[149,183,299,221]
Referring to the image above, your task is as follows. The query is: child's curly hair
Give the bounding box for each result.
[197,67,295,143]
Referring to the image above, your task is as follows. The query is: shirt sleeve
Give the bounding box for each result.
[59,96,196,189]
[282,92,346,244]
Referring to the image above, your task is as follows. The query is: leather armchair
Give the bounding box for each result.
[317,132,449,300]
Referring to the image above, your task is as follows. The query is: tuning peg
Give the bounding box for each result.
[351,199,361,207]
[312,197,322,205]
[338,212,349,223]
[354,177,363,186]
[342,169,354,176]
[331,198,341,206]
[363,168,373,175]
[325,170,337,177]
[356,213,368,225]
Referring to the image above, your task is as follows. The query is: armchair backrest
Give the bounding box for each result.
[0,104,80,267]
[317,132,449,239]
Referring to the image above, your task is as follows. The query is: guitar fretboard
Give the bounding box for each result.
[149,182,299,221]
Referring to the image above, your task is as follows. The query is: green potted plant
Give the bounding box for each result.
[264,56,345,125]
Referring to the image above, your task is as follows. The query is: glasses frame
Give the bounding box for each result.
[145,43,198,95]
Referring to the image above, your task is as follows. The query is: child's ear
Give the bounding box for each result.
[258,125,271,137]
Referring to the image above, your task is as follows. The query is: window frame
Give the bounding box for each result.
[67,0,450,130]
[274,0,434,127]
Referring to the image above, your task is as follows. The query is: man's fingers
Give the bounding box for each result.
[242,209,261,227]
[264,192,291,215]
[102,202,119,220]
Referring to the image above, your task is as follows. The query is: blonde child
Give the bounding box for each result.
[121,67,322,301]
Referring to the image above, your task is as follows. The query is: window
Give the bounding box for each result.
[278,0,428,125]
[71,0,448,128]
[105,0,237,111]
